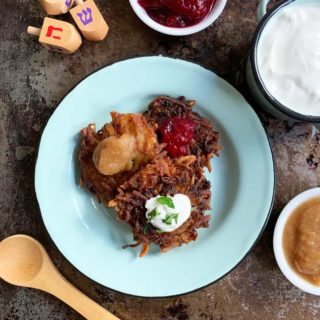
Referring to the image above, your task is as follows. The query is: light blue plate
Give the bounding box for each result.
[35,56,275,297]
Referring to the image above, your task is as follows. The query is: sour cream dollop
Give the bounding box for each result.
[258,4,320,116]
[145,194,192,232]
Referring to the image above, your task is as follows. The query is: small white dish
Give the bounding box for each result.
[128,0,228,36]
[274,188,320,295]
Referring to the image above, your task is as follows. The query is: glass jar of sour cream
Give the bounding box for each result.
[247,0,320,128]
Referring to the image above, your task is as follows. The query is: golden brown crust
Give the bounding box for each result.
[78,124,133,204]
[114,155,211,253]
[78,113,161,205]
[78,96,221,256]
[110,112,158,161]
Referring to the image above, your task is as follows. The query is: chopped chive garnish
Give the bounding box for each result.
[147,208,160,222]
[162,213,179,225]
[157,196,175,209]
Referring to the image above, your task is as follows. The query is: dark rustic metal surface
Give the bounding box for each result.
[1,0,320,319]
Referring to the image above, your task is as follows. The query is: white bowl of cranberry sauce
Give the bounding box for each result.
[129,0,228,36]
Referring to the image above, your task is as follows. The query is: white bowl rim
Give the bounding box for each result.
[128,0,228,36]
[273,187,320,295]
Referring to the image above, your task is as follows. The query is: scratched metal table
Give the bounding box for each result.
[1,0,320,319]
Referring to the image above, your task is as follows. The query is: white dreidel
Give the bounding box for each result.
[27,17,82,54]
[70,0,109,41]
[39,0,75,15]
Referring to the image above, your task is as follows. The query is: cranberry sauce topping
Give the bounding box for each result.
[159,116,196,157]
[138,0,216,28]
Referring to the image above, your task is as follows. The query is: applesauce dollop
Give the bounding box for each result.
[283,197,320,285]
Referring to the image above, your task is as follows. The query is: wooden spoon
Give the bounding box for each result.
[0,234,120,320]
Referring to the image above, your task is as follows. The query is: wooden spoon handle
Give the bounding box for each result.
[48,277,120,320]
[34,260,120,320]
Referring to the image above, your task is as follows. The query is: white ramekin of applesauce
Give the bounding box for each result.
[274,188,320,295]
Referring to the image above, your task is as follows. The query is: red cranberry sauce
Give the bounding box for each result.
[138,0,216,28]
[158,116,196,157]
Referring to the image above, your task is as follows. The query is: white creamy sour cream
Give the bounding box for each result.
[145,194,191,232]
[257,4,320,116]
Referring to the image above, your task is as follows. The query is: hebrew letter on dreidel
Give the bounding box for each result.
[65,0,72,7]
[70,0,109,41]
[27,17,82,54]
[46,26,63,40]
[77,7,93,25]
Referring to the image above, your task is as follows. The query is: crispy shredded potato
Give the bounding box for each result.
[79,96,221,256]
[79,113,161,205]
[114,155,211,255]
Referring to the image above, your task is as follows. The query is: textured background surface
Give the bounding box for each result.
[1,0,320,319]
